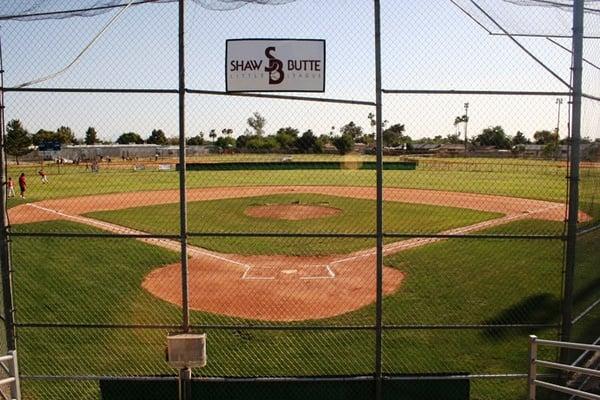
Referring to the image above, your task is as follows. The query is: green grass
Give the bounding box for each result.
[84,193,501,256]
[6,155,578,204]
[12,218,596,399]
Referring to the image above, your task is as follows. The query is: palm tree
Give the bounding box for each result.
[222,128,233,137]
[209,129,217,143]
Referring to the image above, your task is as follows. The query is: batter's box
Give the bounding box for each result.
[242,264,335,280]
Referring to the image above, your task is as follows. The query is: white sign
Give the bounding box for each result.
[226,39,325,92]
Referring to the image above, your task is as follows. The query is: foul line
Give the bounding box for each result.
[330,204,564,266]
[26,203,252,271]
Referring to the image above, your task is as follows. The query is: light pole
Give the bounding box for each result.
[556,98,563,135]
[464,102,469,156]
[555,98,563,159]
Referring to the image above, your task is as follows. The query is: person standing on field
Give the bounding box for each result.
[7,177,15,198]
[38,169,48,184]
[18,173,26,199]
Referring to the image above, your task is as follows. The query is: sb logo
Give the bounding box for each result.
[265,47,284,85]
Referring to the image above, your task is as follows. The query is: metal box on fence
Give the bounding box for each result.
[166,333,206,368]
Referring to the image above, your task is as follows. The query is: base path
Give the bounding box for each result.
[8,186,584,321]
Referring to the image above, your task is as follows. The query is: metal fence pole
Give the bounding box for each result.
[8,350,21,400]
[373,0,384,399]
[0,33,16,352]
[560,0,584,366]
[177,0,190,334]
[527,335,537,400]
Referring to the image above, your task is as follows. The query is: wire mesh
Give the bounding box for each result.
[0,1,595,399]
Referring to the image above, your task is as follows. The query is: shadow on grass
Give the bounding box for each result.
[481,277,600,340]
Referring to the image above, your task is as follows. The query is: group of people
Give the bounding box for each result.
[7,170,48,199]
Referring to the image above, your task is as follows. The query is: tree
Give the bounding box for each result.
[116,132,143,144]
[187,133,205,146]
[275,127,299,150]
[84,127,98,145]
[512,131,530,146]
[295,129,318,153]
[209,129,217,143]
[247,112,266,136]
[382,123,406,147]
[339,121,363,141]
[332,134,354,155]
[31,129,56,146]
[472,126,511,149]
[445,133,462,144]
[215,136,236,149]
[5,120,32,164]
[221,128,233,138]
[56,126,76,144]
[533,130,557,145]
[236,134,250,149]
[146,129,167,145]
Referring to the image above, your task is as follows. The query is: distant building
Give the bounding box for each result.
[21,144,213,162]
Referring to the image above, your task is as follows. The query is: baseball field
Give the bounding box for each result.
[5,155,600,399]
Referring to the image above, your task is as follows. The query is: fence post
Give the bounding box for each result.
[560,0,584,366]
[177,0,190,333]
[527,335,537,400]
[0,32,16,353]
[178,1,191,399]
[373,1,384,400]
[8,350,21,400]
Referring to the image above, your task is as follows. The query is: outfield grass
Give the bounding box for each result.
[6,155,576,204]
[12,218,598,399]
[85,193,501,256]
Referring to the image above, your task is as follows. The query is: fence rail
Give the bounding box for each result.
[528,335,600,400]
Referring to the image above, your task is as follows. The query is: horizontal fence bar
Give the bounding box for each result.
[10,231,566,240]
[383,323,559,330]
[534,379,600,400]
[536,338,600,352]
[536,359,600,377]
[572,296,600,325]
[382,89,571,96]
[185,89,376,106]
[4,87,178,94]
[16,323,181,330]
[4,87,375,106]
[383,233,565,240]
[0,377,15,386]
[21,373,556,382]
[15,322,559,331]
[22,375,178,382]
[0,355,13,363]
[186,232,375,239]
[9,232,181,239]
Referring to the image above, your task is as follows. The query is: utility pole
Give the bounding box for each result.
[555,98,563,160]
[463,102,469,156]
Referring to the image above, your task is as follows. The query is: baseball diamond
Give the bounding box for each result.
[8,185,585,321]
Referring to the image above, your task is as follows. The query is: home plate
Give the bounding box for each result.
[242,264,335,280]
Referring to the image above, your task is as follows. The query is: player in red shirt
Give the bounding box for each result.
[18,173,26,199]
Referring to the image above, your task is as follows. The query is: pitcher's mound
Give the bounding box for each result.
[244,203,341,220]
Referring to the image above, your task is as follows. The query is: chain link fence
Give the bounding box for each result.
[0,1,597,399]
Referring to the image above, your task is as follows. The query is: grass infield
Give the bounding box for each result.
[85,193,501,255]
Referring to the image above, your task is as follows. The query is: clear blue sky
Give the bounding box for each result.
[1,0,599,142]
